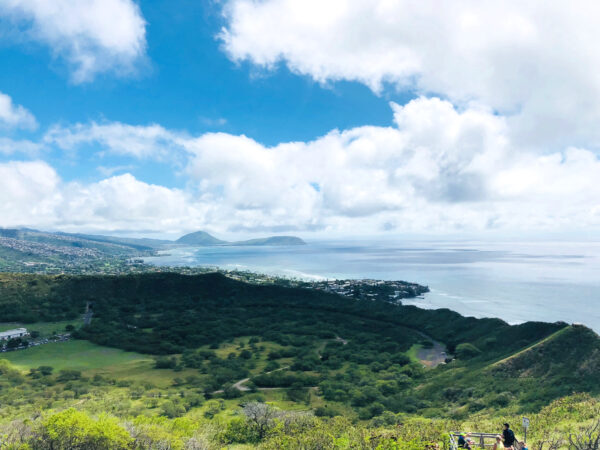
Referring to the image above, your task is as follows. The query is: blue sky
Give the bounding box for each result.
[1,1,600,238]
[0,1,406,152]
[0,0,412,191]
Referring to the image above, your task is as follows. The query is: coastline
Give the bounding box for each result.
[140,242,600,333]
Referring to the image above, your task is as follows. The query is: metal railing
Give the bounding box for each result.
[449,432,522,450]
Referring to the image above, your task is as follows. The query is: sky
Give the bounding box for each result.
[1,0,600,240]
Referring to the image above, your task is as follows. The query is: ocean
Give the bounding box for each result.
[143,240,600,332]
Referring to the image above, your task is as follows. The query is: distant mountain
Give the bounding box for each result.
[0,228,307,271]
[232,236,306,246]
[175,230,306,246]
[0,228,158,271]
[0,228,152,256]
[176,231,227,246]
[62,232,171,250]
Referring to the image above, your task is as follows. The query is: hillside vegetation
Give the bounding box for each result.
[0,272,598,448]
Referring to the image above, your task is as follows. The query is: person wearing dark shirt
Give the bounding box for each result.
[502,423,516,449]
[458,433,471,449]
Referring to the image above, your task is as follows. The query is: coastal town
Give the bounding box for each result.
[0,236,102,260]
[305,278,429,302]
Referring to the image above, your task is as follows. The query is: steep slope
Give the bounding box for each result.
[491,324,600,389]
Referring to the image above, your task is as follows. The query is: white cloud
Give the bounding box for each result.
[0,161,62,226]
[97,165,137,177]
[183,98,600,233]
[0,92,37,129]
[0,137,41,155]
[59,174,207,232]
[220,0,600,148]
[0,0,147,82]
[45,122,179,160]
[6,98,600,235]
[0,161,209,233]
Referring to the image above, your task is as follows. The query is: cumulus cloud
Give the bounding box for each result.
[0,0,147,82]
[0,92,37,130]
[0,138,41,156]
[181,98,600,232]
[220,0,600,148]
[45,122,179,160]
[0,161,62,226]
[15,97,599,234]
[0,161,210,233]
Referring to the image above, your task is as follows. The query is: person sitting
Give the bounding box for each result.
[492,435,503,450]
[458,432,472,449]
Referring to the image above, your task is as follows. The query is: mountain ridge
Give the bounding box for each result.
[176,230,306,246]
[0,228,307,271]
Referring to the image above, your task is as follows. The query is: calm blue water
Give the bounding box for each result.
[143,240,600,332]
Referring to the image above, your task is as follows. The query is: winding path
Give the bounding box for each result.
[213,365,290,394]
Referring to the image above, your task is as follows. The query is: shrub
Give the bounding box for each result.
[37,409,132,449]
[455,343,482,359]
[222,417,259,444]
[56,370,81,382]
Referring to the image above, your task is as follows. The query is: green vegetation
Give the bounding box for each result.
[0,228,306,274]
[0,271,597,448]
[2,340,147,372]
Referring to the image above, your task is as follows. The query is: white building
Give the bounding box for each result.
[0,328,28,341]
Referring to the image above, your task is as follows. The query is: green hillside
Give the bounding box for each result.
[0,272,597,449]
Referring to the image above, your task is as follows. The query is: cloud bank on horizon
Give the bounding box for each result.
[1,0,600,237]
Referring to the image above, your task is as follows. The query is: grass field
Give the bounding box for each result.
[2,340,146,371]
[1,339,204,387]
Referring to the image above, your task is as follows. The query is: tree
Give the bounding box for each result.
[203,399,222,419]
[455,343,482,359]
[56,369,82,382]
[36,409,132,449]
[6,338,26,349]
[160,400,186,418]
[223,417,259,444]
[242,402,278,439]
[154,357,177,369]
[569,419,600,450]
[38,365,54,376]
